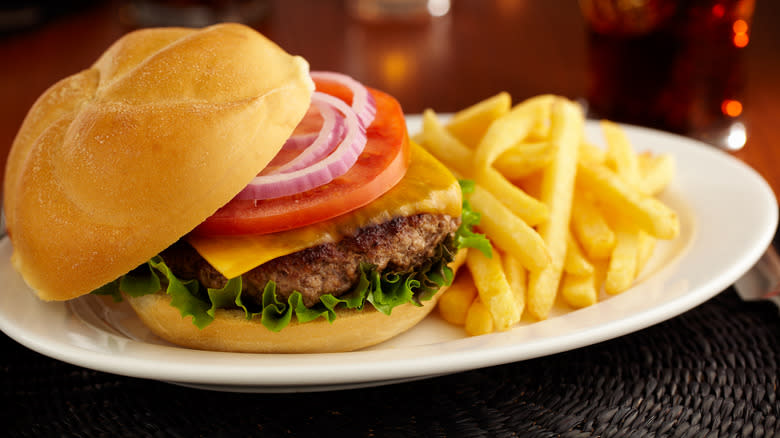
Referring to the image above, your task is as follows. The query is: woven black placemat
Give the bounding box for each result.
[2,288,778,437]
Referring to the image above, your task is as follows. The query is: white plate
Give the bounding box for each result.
[0,118,776,393]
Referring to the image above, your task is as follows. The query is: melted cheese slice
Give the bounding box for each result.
[187,142,462,279]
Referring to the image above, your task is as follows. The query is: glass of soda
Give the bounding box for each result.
[580,0,755,150]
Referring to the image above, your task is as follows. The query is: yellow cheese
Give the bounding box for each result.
[187,142,462,279]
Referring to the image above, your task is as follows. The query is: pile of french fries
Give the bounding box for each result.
[414,93,680,336]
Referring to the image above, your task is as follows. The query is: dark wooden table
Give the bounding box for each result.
[1,0,779,196]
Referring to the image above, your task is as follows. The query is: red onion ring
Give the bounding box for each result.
[272,95,347,174]
[270,71,375,170]
[310,71,376,128]
[234,91,366,201]
[281,131,318,152]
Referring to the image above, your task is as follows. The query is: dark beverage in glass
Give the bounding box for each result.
[580,0,755,149]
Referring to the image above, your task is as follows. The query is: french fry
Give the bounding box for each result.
[561,253,609,308]
[416,93,680,336]
[474,95,554,171]
[561,272,598,308]
[466,247,520,330]
[526,95,555,139]
[527,98,583,320]
[502,253,527,318]
[467,185,550,272]
[639,152,675,196]
[420,109,472,175]
[493,141,553,181]
[604,218,640,295]
[602,120,640,189]
[636,230,656,276]
[577,159,680,240]
[592,257,609,294]
[580,140,607,164]
[564,231,594,276]
[476,167,549,226]
[447,92,512,148]
[437,269,478,325]
[421,109,549,225]
[600,119,644,293]
[464,298,494,336]
[571,191,615,260]
[517,170,544,198]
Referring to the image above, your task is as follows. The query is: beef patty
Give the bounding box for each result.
[161,213,460,308]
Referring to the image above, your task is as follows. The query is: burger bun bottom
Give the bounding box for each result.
[126,250,466,353]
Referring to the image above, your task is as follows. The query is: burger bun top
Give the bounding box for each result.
[3,23,313,301]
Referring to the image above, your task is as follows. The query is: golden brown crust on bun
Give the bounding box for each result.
[4,23,313,301]
[127,250,467,353]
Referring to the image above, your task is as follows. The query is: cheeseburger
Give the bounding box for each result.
[3,23,482,353]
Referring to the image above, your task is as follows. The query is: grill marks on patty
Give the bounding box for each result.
[161,214,460,308]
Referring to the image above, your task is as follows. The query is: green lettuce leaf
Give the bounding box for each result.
[206,277,242,318]
[457,180,492,258]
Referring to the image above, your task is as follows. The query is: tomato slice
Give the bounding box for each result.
[193,80,410,236]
